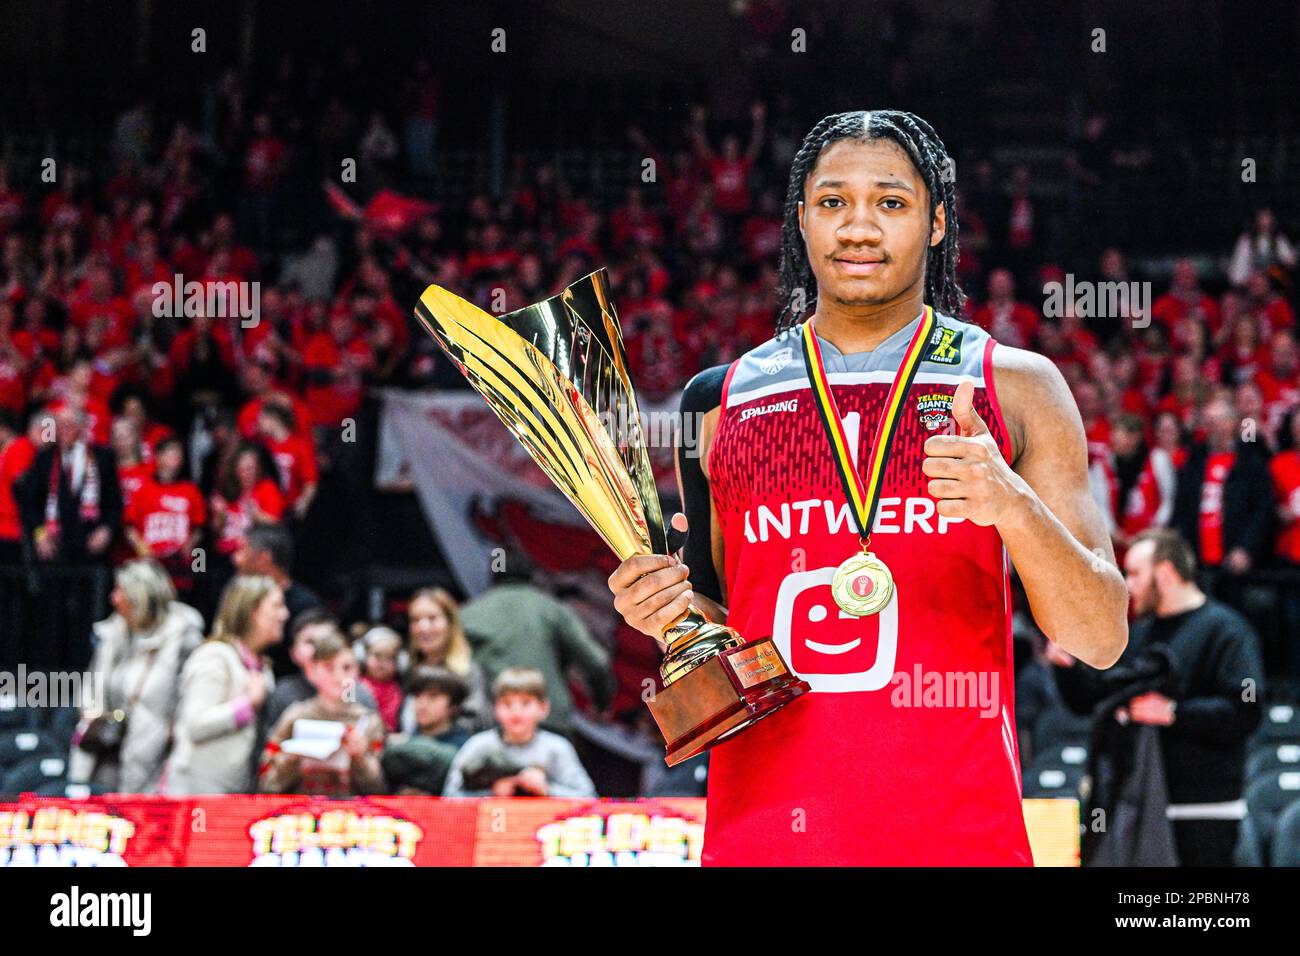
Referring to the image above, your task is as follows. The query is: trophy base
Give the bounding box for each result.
[646,636,811,767]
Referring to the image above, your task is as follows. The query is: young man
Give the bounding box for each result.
[608,110,1128,865]
[442,668,596,798]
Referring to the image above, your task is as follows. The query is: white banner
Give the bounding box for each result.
[375,389,680,597]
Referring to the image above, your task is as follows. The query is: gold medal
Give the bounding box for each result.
[802,307,933,619]
[831,550,894,617]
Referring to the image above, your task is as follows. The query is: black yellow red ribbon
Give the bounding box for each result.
[801,306,936,547]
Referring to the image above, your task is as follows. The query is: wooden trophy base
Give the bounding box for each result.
[646,636,810,767]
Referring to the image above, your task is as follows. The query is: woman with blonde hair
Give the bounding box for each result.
[165,574,287,794]
[69,559,205,793]
[399,587,489,733]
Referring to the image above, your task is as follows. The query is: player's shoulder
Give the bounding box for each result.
[719,324,810,408]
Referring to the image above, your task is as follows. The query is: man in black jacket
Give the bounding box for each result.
[1170,396,1273,578]
[1052,528,1264,866]
[14,404,122,671]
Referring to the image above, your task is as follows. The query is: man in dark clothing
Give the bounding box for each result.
[1052,529,1264,866]
[1170,397,1273,579]
[234,523,322,677]
[15,404,122,671]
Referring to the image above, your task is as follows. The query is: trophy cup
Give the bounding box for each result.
[414,269,809,765]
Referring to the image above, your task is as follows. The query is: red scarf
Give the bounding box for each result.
[43,444,101,545]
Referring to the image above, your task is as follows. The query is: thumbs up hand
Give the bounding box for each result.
[921,379,1028,527]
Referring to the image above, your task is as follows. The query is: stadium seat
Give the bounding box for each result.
[39,706,82,748]
[1270,798,1300,867]
[1254,704,1300,742]
[1246,743,1300,782]
[1022,761,1085,799]
[0,730,62,770]
[0,754,68,797]
[1241,771,1300,864]
[0,697,29,731]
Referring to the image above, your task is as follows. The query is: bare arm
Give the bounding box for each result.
[922,349,1128,668]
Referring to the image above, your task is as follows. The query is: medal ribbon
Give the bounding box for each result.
[801,305,936,547]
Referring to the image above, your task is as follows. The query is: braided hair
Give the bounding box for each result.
[774,110,965,334]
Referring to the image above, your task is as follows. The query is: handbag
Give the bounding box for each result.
[78,646,160,761]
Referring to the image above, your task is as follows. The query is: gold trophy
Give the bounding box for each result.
[414,269,808,765]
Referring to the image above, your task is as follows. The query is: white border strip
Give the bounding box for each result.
[728,370,984,409]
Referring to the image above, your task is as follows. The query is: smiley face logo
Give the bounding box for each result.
[771,567,899,693]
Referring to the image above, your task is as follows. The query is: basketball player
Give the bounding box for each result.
[608,111,1129,865]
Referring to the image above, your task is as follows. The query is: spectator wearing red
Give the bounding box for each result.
[53,357,114,446]
[1152,259,1221,337]
[0,303,28,415]
[0,409,40,563]
[256,403,318,520]
[237,362,312,445]
[302,309,373,429]
[210,212,259,279]
[1155,353,1210,435]
[244,113,287,193]
[211,442,285,558]
[69,263,133,350]
[689,101,765,219]
[462,222,520,281]
[972,268,1041,350]
[1219,307,1267,386]
[125,437,206,593]
[358,626,405,733]
[1273,408,1300,567]
[1118,411,1186,545]
[109,418,152,511]
[12,298,60,365]
[123,229,172,298]
[610,187,665,252]
[739,190,784,265]
[1255,330,1300,440]
[1171,397,1273,574]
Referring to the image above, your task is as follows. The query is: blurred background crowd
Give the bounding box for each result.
[0,0,1298,863]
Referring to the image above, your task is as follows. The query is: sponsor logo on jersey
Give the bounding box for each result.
[915,392,953,431]
[925,326,962,365]
[760,347,793,375]
[739,397,799,422]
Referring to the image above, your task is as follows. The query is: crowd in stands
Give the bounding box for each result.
[0,49,1298,803]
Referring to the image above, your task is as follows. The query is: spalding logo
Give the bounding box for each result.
[760,347,793,375]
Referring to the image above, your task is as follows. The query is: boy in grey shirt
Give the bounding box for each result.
[443,667,596,798]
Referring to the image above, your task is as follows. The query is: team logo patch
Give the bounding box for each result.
[925,326,962,365]
[760,347,793,375]
[916,392,954,431]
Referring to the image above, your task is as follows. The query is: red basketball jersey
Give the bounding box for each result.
[702,312,1033,865]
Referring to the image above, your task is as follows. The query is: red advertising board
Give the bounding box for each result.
[0,796,1077,866]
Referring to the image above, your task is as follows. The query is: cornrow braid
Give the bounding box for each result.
[774,109,966,335]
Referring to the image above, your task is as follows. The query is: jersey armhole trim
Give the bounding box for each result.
[983,338,1013,463]
[719,357,741,408]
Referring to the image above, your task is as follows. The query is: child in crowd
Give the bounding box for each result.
[258,632,386,796]
[358,626,405,733]
[380,666,470,795]
[442,667,596,798]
